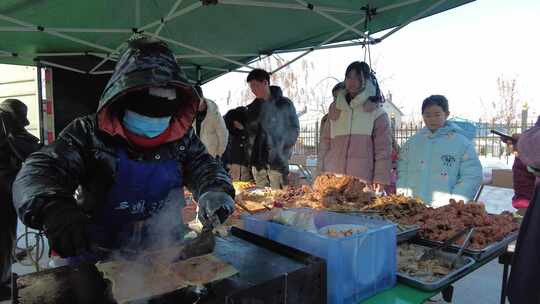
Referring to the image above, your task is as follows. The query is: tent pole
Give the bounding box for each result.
[140,2,202,32]
[35,52,96,57]
[293,0,375,42]
[39,31,115,53]
[89,70,114,75]
[88,52,117,60]
[271,49,312,74]
[155,34,256,70]
[0,14,115,53]
[200,65,250,73]
[0,50,15,57]
[89,57,111,73]
[154,0,184,37]
[264,0,422,74]
[48,28,131,33]
[0,26,35,32]
[0,26,132,33]
[176,53,258,59]
[273,40,367,54]
[36,62,45,142]
[39,60,87,74]
[269,16,367,74]
[224,0,427,79]
[378,0,450,42]
[319,17,366,45]
[219,0,363,15]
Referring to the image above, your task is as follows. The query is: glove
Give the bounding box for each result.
[43,203,90,257]
[197,191,235,227]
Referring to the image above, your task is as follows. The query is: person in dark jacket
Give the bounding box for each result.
[222,106,253,182]
[508,117,540,304]
[12,37,235,263]
[0,99,40,300]
[245,69,299,189]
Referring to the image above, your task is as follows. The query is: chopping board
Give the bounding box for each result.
[97,249,238,304]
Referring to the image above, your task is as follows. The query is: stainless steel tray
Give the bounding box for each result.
[397,244,476,291]
[416,230,519,261]
[396,225,421,243]
[341,211,420,243]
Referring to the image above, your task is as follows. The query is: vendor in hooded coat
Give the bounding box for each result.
[12,37,235,261]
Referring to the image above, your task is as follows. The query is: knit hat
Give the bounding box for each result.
[0,98,30,127]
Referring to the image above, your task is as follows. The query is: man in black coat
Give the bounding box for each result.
[0,99,40,300]
[244,69,299,189]
[12,37,235,263]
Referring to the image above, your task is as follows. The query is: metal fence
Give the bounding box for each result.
[291,122,319,165]
[292,120,537,164]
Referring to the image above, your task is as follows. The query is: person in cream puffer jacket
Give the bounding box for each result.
[323,61,392,191]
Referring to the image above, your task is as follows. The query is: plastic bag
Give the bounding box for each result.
[271,210,318,233]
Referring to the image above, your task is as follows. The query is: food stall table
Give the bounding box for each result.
[361,283,437,304]
[361,245,510,304]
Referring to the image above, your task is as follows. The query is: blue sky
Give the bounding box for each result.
[204,0,540,122]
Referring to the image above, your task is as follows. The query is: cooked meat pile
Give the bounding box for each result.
[367,195,428,222]
[312,174,373,207]
[400,200,519,249]
[273,185,320,208]
[398,243,454,282]
[273,174,373,210]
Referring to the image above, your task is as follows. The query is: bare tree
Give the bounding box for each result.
[490,76,520,125]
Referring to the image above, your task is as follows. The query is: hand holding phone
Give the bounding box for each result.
[490,130,517,144]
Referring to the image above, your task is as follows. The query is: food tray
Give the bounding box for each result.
[396,225,421,243]
[397,244,476,291]
[416,230,519,261]
[340,211,420,243]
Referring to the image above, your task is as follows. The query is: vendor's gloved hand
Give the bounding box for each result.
[43,204,90,257]
[197,191,235,227]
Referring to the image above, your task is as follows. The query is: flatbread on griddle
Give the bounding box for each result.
[98,251,237,303]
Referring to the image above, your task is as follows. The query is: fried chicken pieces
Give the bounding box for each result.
[273,174,373,210]
[400,200,519,249]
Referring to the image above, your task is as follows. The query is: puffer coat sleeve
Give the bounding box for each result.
[13,117,91,229]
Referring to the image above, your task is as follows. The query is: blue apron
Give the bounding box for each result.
[69,148,183,263]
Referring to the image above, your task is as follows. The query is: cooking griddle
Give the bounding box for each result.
[14,227,326,304]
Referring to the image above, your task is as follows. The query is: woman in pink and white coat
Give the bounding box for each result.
[322,61,392,192]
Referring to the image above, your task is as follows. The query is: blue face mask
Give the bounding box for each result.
[122,110,171,138]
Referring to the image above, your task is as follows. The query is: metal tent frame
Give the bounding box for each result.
[0,0,455,84]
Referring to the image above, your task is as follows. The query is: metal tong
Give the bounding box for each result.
[420,227,474,261]
[451,227,475,268]
[172,214,218,262]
